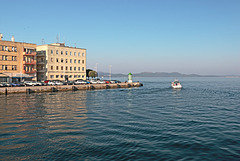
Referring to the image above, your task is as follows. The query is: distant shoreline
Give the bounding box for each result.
[97,72,240,78]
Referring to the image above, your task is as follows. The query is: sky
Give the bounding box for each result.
[0,0,239,75]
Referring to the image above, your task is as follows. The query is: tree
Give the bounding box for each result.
[89,70,98,78]
[86,69,93,79]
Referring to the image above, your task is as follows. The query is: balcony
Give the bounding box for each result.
[37,69,46,72]
[23,61,36,65]
[37,61,45,64]
[37,52,45,56]
[23,51,36,56]
[23,70,36,74]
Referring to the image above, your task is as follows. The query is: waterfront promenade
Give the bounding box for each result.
[0,82,143,95]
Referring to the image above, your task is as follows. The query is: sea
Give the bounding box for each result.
[0,77,239,161]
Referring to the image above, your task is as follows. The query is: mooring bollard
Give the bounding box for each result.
[26,88,31,94]
[72,86,78,91]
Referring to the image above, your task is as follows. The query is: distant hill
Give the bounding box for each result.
[98,72,219,77]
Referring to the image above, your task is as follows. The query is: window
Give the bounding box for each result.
[78,60,80,64]
[61,75,64,78]
[69,75,72,78]
[12,56,16,61]
[50,75,54,78]
[74,59,76,63]
[82,60,84,64]
[66,51,68,55]
[12,66,17,70]
[70,52,72,56]
[78,75,81,78]
[56,50,59,54]
[74,75,77,78]
[51,66,53,70]
[74,67,76,71]
[61,51,63,55]
[74,52,76,56]
[66,59,68,63]
[82,67,84,71]
[51,50,53,54]
[78,67,80,71]
[4,65,7,70]
[56,58,59,62]
[78,52,80,56]
[70,59,72,63]
[70,67,72,71]
[2,65,5,70]
[56,75,59,78]
[82,75,84,78]
[61,66,63,70]
[82,53,84,56]
[66,66,68,70]
[56,66,59,70]
[61,58,63,63]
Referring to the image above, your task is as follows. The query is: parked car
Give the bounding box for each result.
[74,80,87,85]
[97,80,106,84]
[0,82,11,87]
[89,79,98,84]
[19,82,26,86]
[104,80,111,84]
[54,81,63,85]
[24,81,37,86]
[47,80,55,86]
[11,83,21,87]
[63,81,74,85]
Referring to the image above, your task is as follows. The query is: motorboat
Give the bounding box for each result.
[171,79,182,89]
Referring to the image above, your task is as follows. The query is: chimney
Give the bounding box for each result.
[0,33,2,40]
[11,35,15,42]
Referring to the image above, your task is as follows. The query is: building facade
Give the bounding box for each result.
[36,43,86,81]
[0,34,37,82]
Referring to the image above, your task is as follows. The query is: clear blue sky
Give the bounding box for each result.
[0,0,239,75]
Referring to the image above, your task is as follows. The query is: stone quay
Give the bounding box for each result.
[0,82,143,95]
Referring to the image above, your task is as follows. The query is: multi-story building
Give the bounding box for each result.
[0,34,37,82]
[36,43,86,81]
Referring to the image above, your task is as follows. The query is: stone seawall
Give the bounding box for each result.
[0,82,143,95]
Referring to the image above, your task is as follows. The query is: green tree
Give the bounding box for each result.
[86,69,93,79]
[89,71,98,78]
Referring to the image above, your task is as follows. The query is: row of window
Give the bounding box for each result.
[24,48,36,53]
[1,55,17,61]
[50,58,84,64]
[1,46,17,52]
[50,50,85,57]
[50,66,84,71]
[49,75,85,79]
[1,65,17,70]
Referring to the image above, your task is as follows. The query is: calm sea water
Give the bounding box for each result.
[0,77,239,161]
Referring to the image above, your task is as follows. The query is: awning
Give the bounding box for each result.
[0,73,9,77]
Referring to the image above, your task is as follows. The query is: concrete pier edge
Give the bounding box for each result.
[0,82,143,95]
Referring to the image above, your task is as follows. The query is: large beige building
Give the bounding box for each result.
[36,43,86,81]
[0,34,37,82]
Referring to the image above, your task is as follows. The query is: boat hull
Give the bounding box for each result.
[171,84,182,89]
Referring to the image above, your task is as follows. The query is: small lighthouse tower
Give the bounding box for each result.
[128,73,133,83]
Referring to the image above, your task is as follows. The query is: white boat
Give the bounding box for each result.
[171,79,182,89]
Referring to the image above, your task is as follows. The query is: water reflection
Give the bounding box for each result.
[0,91,88,160]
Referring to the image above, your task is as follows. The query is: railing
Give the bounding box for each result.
[36,52,45,56]
[23,51,36,56]
[37,61,45,64]
[23,70,36,74]
[37,69,46,72]
[23,61,36,65]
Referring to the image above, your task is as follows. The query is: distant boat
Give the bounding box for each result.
[171,79,182,89]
